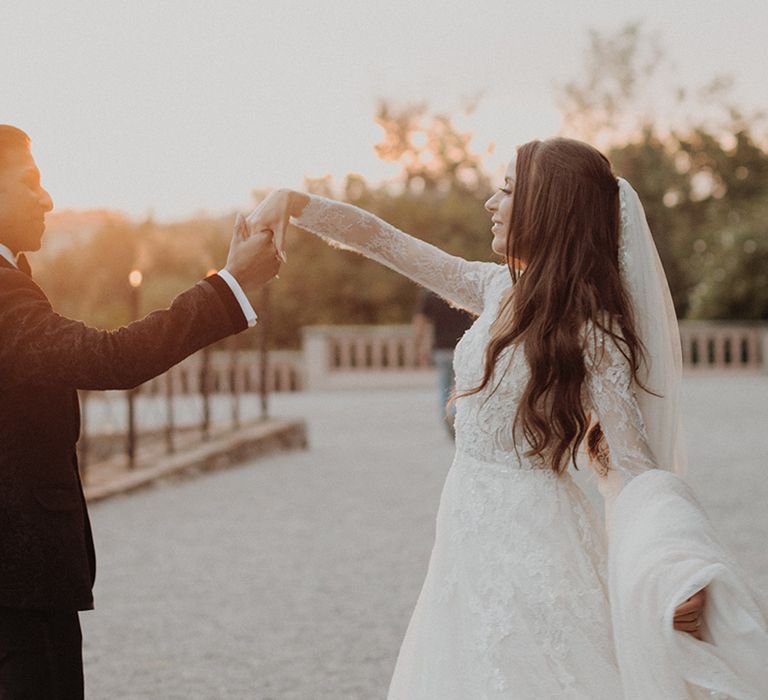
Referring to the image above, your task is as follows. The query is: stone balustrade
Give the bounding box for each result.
[302,324,435,390]
[679,321,764,372]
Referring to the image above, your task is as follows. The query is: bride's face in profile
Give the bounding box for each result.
[484,155,517,257]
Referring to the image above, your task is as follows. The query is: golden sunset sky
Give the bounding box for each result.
[2,0,765,220]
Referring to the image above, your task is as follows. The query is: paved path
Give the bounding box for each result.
[82,375,768,699]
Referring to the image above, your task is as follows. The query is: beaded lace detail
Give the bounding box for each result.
[618,178,632,277]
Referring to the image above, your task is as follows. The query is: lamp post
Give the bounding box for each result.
[200,269,218,440]
[165,368,175,455]
[259,285,270,420]
[127,269,143,469]
[230,334,240,430]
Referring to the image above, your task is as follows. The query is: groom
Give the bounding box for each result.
[0,125,280,699]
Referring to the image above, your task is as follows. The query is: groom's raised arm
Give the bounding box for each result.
[0,219,280,390]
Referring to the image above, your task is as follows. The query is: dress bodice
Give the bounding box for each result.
[450,269,552,468]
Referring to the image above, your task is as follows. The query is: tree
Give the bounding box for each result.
[556,20,768,320]
[261,101,499,348]
[373,100,491,195]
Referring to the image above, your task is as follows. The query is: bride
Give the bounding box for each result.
[246,137,767,699]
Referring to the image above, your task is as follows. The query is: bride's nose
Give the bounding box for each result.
[484,193,497,213]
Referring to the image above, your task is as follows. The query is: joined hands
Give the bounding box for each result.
[244,188,310,263]
[223,212,280,292]
[223,189,310,292]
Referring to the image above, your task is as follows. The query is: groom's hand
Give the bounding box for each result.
[224,213,281,292]
[246,188,310,263]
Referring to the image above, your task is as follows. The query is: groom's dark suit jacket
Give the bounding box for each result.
[0,255,248,611]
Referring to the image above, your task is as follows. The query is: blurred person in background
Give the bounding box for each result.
[413,288,475,438]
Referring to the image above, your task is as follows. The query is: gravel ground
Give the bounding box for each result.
[81,375,768,699]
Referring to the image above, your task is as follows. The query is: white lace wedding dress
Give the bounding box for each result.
[290,196,767,699]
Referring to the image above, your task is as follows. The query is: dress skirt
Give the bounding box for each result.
[387,449,625,700]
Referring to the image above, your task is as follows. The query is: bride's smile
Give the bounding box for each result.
[484,153,517,256]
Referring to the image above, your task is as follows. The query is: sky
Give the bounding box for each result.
[2,0,766,221]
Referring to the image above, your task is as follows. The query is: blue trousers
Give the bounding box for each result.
[432,349,456,434]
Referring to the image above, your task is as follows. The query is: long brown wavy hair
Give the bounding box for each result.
[454,137,658,475]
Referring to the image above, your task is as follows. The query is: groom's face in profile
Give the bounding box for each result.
[0,147,54,254]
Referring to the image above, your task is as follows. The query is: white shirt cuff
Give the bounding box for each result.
[217,269,258,327]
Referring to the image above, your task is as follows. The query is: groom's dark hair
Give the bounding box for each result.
[0,125,31,171]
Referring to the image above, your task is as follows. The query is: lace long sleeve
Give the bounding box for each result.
[291,194,502,315]
[583,321,659,529]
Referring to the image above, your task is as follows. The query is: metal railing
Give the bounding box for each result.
[77,345,304,474]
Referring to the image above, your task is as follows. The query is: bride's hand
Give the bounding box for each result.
[245,189,310,263]
[673,587,706,640]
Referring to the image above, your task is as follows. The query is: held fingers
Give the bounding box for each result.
[675,607,704,622]
[674,588,707,616]
[673,588,706,640]
[674,618,702,632]
[248,230,282,279]
[233,212,248,242]
[273,216,288,263]
[244,214,284,261]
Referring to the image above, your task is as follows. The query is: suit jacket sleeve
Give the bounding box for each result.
[0,269,248,390]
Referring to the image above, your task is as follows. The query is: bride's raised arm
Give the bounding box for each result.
[247,189,502,316]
